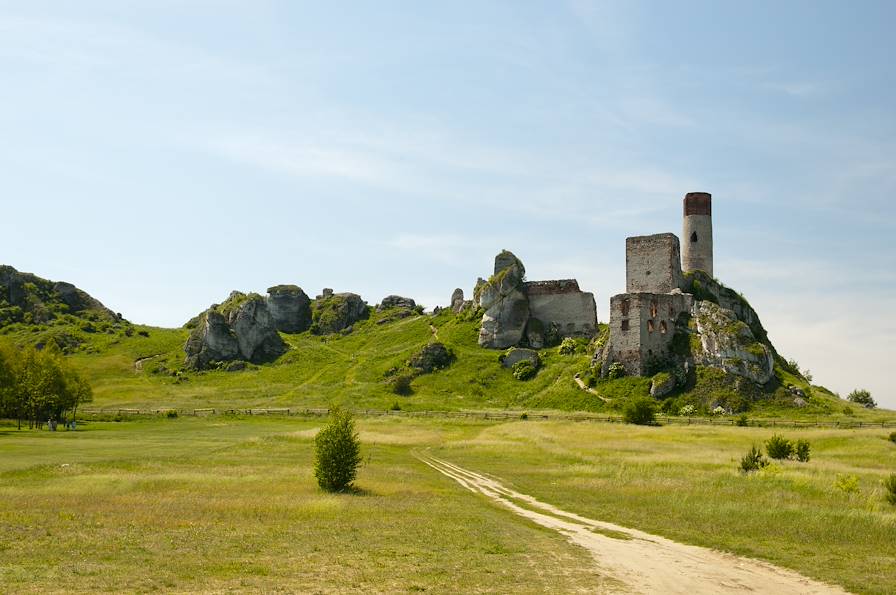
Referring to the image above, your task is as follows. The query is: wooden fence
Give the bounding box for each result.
[77,407,896,429]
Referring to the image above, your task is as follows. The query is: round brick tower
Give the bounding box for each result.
[682,192,713,276]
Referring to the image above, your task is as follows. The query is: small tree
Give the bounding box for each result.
[314,407,362,492]
[740,444,769,473]
[623,397,657,426]
[847,389,876,409]
[765,434,793,460]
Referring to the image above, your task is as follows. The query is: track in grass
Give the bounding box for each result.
[418,454,848,595]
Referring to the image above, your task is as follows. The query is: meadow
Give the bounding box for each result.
[2,415,894,594]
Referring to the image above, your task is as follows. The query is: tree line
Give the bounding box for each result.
[0,340,93,429]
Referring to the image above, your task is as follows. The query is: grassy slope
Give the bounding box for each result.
[1,308,890,420]
[2,416,894,593]
[2,309,598,413]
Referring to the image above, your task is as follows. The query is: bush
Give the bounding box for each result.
[314,407,362,492]
[623,397,657,426]
[512,360,537,381]
[794,439,811,462]
[740,445,769,473]
[735,414,749,427]
[389,401,401,411]
[678,404,696,417]
[835,474,859,494]
[558,337,579,355]
[390,374,414,396]
[165,409,178,419]
[765,434,793,460]
[883,474,896,506]
[842,406,855,416]
[847,389,876,409]
[888,431,896,444]
[607,362,626,379]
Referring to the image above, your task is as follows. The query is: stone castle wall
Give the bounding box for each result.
[607,292,693,376]
[625,234,685,294]
[526,286,597,338]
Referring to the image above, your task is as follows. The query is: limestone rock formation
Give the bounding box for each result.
[0,264,119,326]
[478,251,529,349]
[691,300,773,384]
[311,291,369,334]
[184,291,286,370]
[266,285,311,333]
[377,295,417,311]
[450,288,466,313]
[501,347,540,369]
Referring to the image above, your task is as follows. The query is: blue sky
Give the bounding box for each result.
[1,1,894,406]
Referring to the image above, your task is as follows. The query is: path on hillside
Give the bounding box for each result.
[417,455,848,595]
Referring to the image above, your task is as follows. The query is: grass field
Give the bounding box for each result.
[2,416,894,594]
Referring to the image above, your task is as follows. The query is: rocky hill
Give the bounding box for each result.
[0,265,119,327]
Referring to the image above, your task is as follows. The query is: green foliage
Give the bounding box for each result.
[888,431,896,444]
[390,374,414,396]
[512,360,537,381]
[0,340,92,427]
[835,474,860,494]
[622,397,657,425]
[740,444,769,473]
[389,401,402,411]
[735,414,749,427]
[408,342,454,373]
[679,404,697,417]
[765,434,794,460]
[607,362,625,379]
[847,389,876,409]
[883,474,896,506]
[794,439,811,462]
[313,407,362,492]
[557,337,588,355]
[165,409,178,419]
[843,406,855,416]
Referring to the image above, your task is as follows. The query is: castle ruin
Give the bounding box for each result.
[602,193,714,376]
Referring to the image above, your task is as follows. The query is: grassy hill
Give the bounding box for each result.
[1,302,890,421]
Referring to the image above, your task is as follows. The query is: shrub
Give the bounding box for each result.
[884,474,896,505]
[390,374,414,396]
[740,445,769,473]
[888,431,896,444]
[678,404,696,417]
[835,474,859,494]
[512,360,537,381]
[765,434,793,460]
[314,407,362,492]
[794,439,811,462]
[519,412,528,420]
[847,389,876,409]
[712,405,726,415]
[842,406,854,416]
[623,397,657,426]
[558,338,579,355]
[389,401,401,411]
[607,362,626,379]
[735,414,749,427]
[165,409,178,419]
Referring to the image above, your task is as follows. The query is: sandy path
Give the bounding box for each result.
[418,455,849,595]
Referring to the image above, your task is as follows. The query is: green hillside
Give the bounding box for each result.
[0,302,887,421]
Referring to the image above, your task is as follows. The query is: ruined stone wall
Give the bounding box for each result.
[625,234,685,294]
[523,279,581,296]
[607,292,693,375]
[526,287,597,338]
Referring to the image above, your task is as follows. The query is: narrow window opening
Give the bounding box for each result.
[620,300,630,317]
[660,321,668,334]
[690,231,698,243]
[650,300,658,318]
[621,320,629,332]
[647,320,655,333]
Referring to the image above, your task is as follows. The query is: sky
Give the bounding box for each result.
[1,1,894,407]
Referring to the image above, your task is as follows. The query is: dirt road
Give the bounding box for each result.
[418,455,848,594]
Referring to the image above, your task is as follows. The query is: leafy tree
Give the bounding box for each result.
[765,434,793,460]
[847,389,876,409]
[740,445,769,473]
[314,407,362,492]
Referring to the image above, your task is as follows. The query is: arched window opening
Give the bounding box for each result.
[690,231,698,243]
[647,320,655,333]
[650,300,658,318]
[660,321,668,334]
